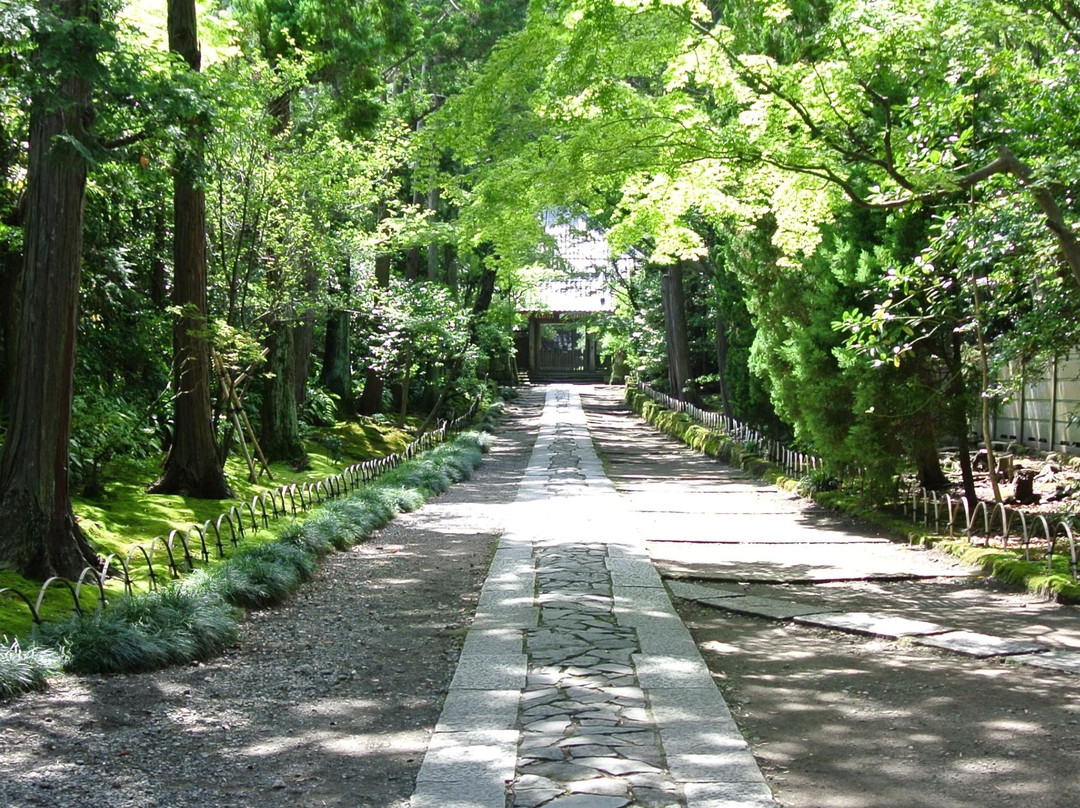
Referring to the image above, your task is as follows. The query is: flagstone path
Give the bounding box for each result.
[410,386,775,808]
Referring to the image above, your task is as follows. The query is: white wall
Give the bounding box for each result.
[995,355,1080,454]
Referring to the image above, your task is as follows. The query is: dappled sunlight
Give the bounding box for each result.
[680,596,1080,807]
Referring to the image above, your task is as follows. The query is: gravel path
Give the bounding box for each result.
[0,390,543,808]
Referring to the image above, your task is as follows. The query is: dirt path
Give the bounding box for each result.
[0,389,544,808]
[580,384,1080,808]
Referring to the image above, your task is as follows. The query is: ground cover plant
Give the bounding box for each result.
[0,418,413,642]
[0,430,491,697]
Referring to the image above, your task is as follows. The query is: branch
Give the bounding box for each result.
[975,146,1080,286]
[98,130,149,150]
[756,155,929,209]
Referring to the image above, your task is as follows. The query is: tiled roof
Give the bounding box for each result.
[520,215,633,313]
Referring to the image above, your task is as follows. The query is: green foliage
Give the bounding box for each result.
[0,639,65,699]
[206,542,316,609]
[36,581,239,674]
[302,387,340,428]
[70,388,161,497]
[798,468,842,497]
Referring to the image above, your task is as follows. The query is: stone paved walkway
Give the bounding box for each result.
[410,386,775,808]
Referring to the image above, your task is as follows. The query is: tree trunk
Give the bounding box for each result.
[404,246,421,280]
[357,234,392,415]
[319,309,353,417]
[0,239,19,411]
[971,271,1001,503]
[0,0,101,579]
[261,320,307,464]
[948,331,978,506]
[427,187,441,281]
[149,0,233,499]
[714,313,734,419]
[661,262,698,404]
[911,410,948,490]
[291,265,320,409]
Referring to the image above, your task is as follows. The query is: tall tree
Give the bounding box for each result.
[149,0,233,498]
[0,0,101,578]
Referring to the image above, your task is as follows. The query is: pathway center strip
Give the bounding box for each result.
[411,386,776,808]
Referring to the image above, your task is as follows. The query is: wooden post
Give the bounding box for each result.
[213,352,273,481]
[1051,353,1059,451]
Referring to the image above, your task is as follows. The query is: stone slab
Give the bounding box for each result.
[613,588,678,627]
[634,624,701,656]
[414,729,519,784]
[658,725,753,759]
[684,780,778,807]
[793,611,952,638]
[606,557,665,588]
[665,749,769,784]
[471,606,540,629]
[912,630,1049,658]
[461,628,525,655]
[449,654,528,690]
[410,779,509,808]
[704,596,833,620]
[667,581,745,602]
[633,654,716,689]
[434,688,521,733]
[1015,648,1080,675]
[648,687,737,729]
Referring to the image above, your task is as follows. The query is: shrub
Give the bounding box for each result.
[0,640,66,698]
[207,543,316,608]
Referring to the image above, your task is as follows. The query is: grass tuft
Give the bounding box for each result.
[38,610,167,674]
[0,640,66,698]
[278,520,334,558]
[36,582,239,674]
[207,542,316,609]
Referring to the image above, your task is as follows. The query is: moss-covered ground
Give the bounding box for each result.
[1,420,413,641]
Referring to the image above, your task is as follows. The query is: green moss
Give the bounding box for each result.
[2,419,417,642]
[935,539,1080,602]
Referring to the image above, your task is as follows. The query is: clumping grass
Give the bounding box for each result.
[5,427,496,687]
[301,506,355,551]
[377,485,427,513]
[278,518,335,557]
[206,542,316,609]
[0,639,66,698]
[36,582,240,674]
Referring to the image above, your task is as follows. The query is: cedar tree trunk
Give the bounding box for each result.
[0,0,101,579]
[661,263,697,405]
[713,313,734,419]
[357,238,392,416]
[320,309,353,417]
[292,265,320,409]
[261,320,307,464]
[149,0,233,498]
